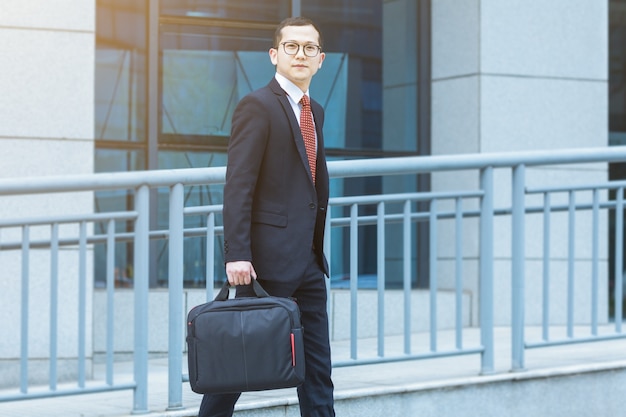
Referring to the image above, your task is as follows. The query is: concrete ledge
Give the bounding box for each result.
[229,361,626,417]
[230,361,626,417]
[105,360,626,417]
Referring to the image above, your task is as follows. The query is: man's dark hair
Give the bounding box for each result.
[273,16,324,50]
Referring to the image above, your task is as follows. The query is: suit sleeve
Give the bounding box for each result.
[222,94,270,263]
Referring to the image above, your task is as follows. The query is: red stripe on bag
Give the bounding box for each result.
[291,333,296,367]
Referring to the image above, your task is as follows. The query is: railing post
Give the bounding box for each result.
[376,202,385,357]
[429,199,438,352]
[591,189,599,335]
[403,200,412,354]
[168,183,185,410]
[78,221,87,388]
[615,187,624,333]
[567,191,576,338]
[50,223,59,390]
[20,225,30,394]
[455,197,464,350]
[479,167,494,374]
[511,164,526,371]
[324,204,332,339]
[106,219,116,386]
[542,193,551,341]
[349,203,358,360]
[133,185,150,414]
[205,211,216,301]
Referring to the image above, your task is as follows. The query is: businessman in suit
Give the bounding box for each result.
[198,16,335,417]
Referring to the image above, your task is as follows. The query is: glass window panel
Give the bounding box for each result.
[302,1,383,153]
[95,148,145,173]
[96,0,147,143]
[610,0,626,135]
[160,24,348,148]
[95,49,146,142]
[162,50,253,138]
[160,25,274,145]
[160,0,290,22]
[158,150,226,169]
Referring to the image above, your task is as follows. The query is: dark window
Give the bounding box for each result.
[608,0,626,318]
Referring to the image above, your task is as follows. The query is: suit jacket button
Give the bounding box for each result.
[309,203,316,209]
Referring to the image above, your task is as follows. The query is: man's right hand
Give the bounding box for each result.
[225,261,257,286]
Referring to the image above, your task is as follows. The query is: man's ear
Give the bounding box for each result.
[269,48,278,66]
[318,52,326,69]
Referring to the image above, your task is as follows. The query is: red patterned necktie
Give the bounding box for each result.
[299,95,317,184]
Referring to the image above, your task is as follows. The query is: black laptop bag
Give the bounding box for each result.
[186,279,305,394]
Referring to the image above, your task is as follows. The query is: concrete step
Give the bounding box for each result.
[231,361,626,417]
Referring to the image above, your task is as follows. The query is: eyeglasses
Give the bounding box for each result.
[278,42,321,57]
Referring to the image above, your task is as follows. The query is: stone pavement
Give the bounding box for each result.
[1,325,626,417]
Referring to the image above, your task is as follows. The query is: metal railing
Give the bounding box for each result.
[1,147,626,413]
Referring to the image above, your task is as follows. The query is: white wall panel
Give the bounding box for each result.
[0,29,94,140]
[0,0,94,32]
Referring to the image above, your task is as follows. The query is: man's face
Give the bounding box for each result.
[269,24,326,91]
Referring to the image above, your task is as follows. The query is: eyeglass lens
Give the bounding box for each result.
[281,42,320,57]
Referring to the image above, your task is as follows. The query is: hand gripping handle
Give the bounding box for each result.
[214,279,270,301]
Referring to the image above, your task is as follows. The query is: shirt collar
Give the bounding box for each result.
[275,73,309,103]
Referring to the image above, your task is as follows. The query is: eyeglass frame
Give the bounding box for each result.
[276,41,322,57]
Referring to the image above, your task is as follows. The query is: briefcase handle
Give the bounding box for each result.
[214,279,270,301]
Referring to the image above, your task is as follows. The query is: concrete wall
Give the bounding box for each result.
[0,0,95,386]
[431,0,609,325]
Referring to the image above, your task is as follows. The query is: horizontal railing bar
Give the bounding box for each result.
[0,382,136,402]
[0,146,624,196]
[330,200,620,229]
[1,192,616,234]
[0,211,137,228]
[329,190,484,206]
[179,226,224,238]
[525,333,626,349]
[0,237,102,251]
[328,146,626,179]
[0,196,618,247]
[1,197,617,251]
[330,211,471,228]
[0,168,226,196]
[496,201,620,217]
[527,179,626,194]
[183,204,223,215]
[328,199,612,228]
[327,194,623,235]
[332,346,484,367]
[0,226,226,251]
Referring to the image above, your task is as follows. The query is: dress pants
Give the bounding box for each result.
[198,250,335,417]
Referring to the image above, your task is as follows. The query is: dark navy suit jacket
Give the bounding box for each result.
[222,77,330,282]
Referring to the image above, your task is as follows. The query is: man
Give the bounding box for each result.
[198,16,335,417]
